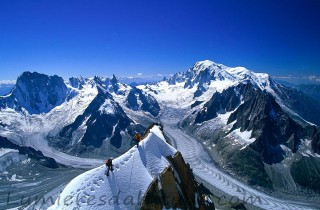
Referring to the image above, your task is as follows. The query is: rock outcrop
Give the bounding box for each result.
[141,151,214,210]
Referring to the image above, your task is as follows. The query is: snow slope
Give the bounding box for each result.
[48,126,177,210]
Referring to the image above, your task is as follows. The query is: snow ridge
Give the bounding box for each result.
[48,126,176,210]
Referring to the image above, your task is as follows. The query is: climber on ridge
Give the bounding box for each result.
[105,158,114,176]
[133,131,141,146]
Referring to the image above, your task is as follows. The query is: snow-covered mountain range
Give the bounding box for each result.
[0,72,159,158]
[139,60,320,193]
[1,60,320,209]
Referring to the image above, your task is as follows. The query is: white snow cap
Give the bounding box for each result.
[194,59,217,68]
[48,125,177,210]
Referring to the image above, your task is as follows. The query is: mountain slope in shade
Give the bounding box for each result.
[180,81,320,192]
[48,125,212,210]
[53,86,143,154]
[270,81,320,125]
[126,87,160,117]
[0,72,71,114]
[296,84,320,102]
[275,80,320,103]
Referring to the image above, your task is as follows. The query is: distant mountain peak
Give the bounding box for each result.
[163,60,272,97]
[193,60,223,67]
[194,59,216,67]
[111,74,118,83]
[0,71,70,114]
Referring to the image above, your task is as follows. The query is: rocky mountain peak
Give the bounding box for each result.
[0,71,70,114]
[68,76,85,89]
[110,74,120,92]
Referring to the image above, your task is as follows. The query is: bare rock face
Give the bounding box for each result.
[140,179,162,210]
[160,167,185,209]
[56,88,135,152]
[167,152,199,208]
[126,87,160,117]
[271,81,320,125]
[0,71,69,114]
[140,151,215,210]
[181,81,320,193]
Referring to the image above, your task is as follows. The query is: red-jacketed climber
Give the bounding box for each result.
[105,159,114,176]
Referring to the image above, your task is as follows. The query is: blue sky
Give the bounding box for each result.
[0,0,319,80]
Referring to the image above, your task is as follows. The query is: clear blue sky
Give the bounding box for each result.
[0,0,319,80]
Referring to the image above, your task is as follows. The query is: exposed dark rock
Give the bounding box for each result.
[58,88,133,150]
[141,149,215,210]
[271,81,320,125]
[223,145,272,188]
[110,74,119,92]
[109,127,122,149]
[227,85,305,163]
[126,87,160,117]
[140,178,163,210]
[160,167,185,209]
[0,71,69,114]
[167,152,204,209]
[140,145,214,209]
[127,89,139,110]
[191,101,204,109]
[193,82,314,164]
[167,72,185,85]
[181,82,320,192]
[184,78,192,88]
[291,156,320,193]
[194,84,244,124]
[68,77,84,90]
[193,68,214,85]
[194,86,207,98]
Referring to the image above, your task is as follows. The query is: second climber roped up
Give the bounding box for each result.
[105,158,114,176]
